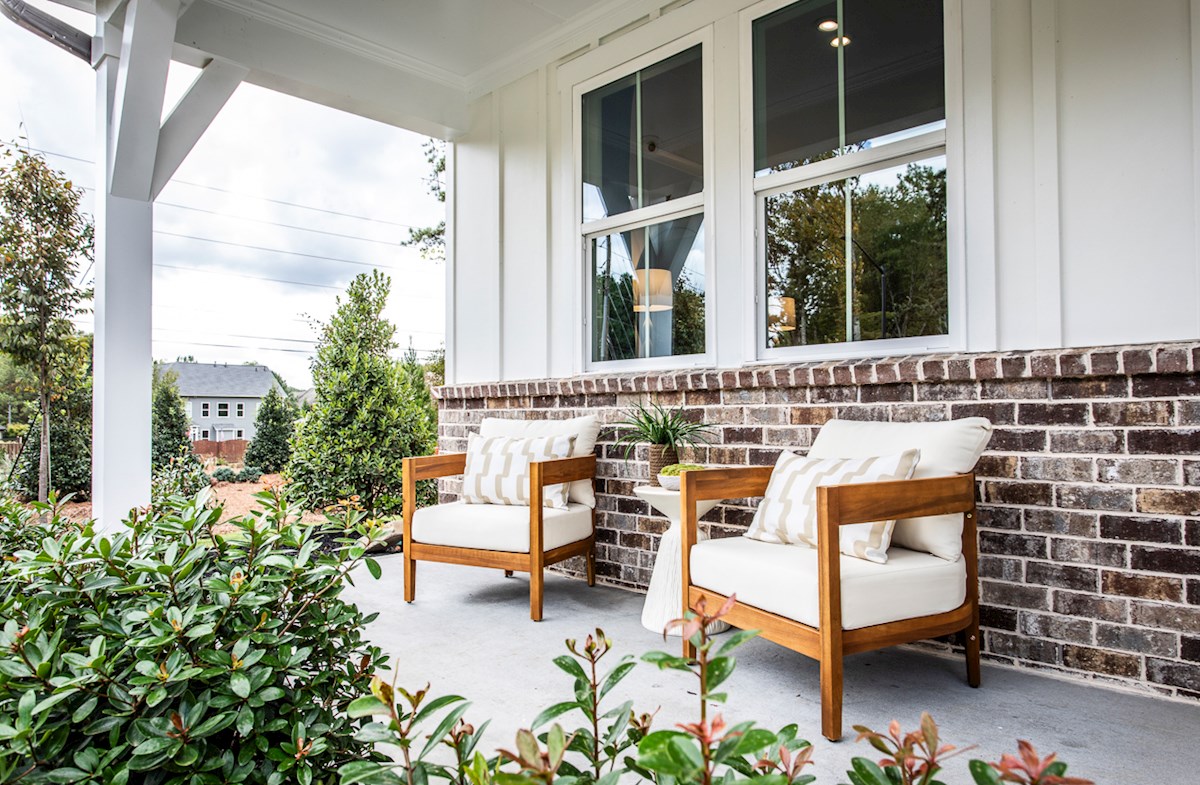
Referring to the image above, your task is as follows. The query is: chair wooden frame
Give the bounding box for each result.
[680,468,980,741]
[401,453,598,621]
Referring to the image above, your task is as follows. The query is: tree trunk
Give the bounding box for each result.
[38,383,49,503]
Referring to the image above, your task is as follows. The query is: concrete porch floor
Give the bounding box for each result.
[346,556,1198,783]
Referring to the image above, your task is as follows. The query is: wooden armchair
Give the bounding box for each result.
[401,452,598,621]
[680,468,980,741]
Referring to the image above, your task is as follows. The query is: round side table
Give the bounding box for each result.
[634,485,730,636]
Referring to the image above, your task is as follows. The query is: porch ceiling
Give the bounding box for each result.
[54,0,653,138]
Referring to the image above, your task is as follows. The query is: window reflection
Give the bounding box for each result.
[765,158,947,347]
[582,46,704,222]
[591,215,706,361]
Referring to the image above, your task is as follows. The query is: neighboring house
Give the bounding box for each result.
[159,362,283,443]
[33,0,1200,704]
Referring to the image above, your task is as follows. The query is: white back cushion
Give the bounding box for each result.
[479,416,600,508]
[744,449,920,563]
[461,434,575,508]
[807,418,992,560]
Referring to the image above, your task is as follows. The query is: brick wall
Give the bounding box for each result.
[435,341,1200,701]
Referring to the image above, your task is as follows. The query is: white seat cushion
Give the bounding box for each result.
[411,501,593,553]
[480,416,601,508]
[690,537,966,631]
[807,418,992,561]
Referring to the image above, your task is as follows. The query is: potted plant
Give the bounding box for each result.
[657,463,706,491]
[614,401,712,485]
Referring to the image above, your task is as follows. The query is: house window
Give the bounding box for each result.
[201,429,209,439]
[236,403,244,418]
[236,429,244,439]
[754,0,948,351]
[217,403,229,417]
[582,43,708,365]
[201,402,209,417]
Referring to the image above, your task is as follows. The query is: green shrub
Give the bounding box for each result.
[287,272,437,516]
[152,366,191,470]
[12,338,91,501]
[0,487,391,784]
[211,466,237,483]
[151,448,211,508]
[236,466,263,484]
[244,387,297,473]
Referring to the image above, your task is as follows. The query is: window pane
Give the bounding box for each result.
[765,157,947,348]
[591,214,705,362]
[582,46,703,222]
[753,0,944,175]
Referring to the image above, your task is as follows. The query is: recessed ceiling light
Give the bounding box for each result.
[830,36,851,47]
[818,19,839,31]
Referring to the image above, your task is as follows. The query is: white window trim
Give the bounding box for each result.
[201,402,209,417]
[217,402,229,417]
[570,27,717,374]
[739,0,966,364]
[236,403,245,417]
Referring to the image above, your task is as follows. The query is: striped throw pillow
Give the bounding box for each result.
[461,433,576,508]
[743,449,921,563]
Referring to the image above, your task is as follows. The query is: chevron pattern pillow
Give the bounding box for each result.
[744,449,921,563]
[461,433,576,508]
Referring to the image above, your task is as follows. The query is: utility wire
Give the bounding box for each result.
[23,144,424,229]
[153,229,401,271]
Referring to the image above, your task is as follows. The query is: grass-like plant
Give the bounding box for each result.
[613,401,712,458]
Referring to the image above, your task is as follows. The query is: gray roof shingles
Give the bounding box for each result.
[159,362,283,399]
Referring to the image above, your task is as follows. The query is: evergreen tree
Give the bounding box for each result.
[151,367,191,469]
[286,271,437,516]
[244,386,296,473]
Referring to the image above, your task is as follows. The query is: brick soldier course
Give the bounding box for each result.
[434,341,1200,701]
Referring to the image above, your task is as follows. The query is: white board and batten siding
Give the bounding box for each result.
[446,0,1200,385]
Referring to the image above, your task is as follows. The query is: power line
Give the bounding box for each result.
[153,229,401,271]
[23,144,425,229]
[153,338,441,358]
[155,263,343,291]
[156,200,408,246]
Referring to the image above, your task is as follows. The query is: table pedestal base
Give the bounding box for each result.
[641,522,730,636]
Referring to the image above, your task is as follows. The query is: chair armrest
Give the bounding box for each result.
[404,452,467,481]
[816,473,976,529]
[531,454,596,487]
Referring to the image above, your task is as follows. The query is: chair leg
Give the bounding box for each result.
[530,564,543,622]
[504,570,514,577]
[820,655,844,741]
[585,547,595,587]
[965,619,982,688]
[403,553,416,603]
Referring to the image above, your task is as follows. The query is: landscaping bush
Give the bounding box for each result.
[0,486,391,784]
[151,448,212,508]
[11,337,91,501]
[210,466,237,483]
[152,366,191,470]
[236,466,263,484]
[287,272,437,517]
[244,387,297,473]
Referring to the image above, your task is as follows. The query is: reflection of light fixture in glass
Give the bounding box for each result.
[817,19,839,31]
[769,296,796,331]
[830,35,851,47]
[633,268,673,312]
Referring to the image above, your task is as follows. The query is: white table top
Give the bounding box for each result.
[633,484,720,522]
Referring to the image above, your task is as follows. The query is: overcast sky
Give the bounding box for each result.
[0,1,446,389]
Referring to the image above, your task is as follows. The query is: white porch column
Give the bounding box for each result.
[92,20,155,528]
[91,0,240,528]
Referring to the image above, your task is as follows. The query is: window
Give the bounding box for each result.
[236,429,244,439]
[236,403,244,418]
[754,0,947,352]
[217,402,229,418]
[582,44,708,365]
[201,429,209,439]
[201,402,209,417]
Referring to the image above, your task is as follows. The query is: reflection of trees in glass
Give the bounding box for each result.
[766,163,947,348]
[672,268,705,356]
